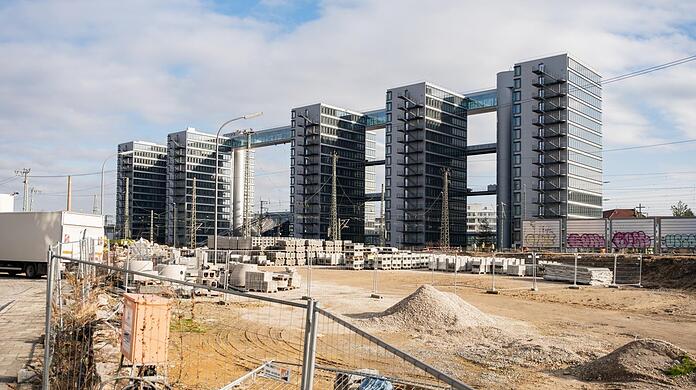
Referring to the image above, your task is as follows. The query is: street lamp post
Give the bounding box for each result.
[100,150,134,215]
[213,112,263,263]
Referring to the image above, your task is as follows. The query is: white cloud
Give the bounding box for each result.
[1,0,695,213]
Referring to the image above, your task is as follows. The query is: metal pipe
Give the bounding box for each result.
[42,247,54,390]
[300,298,315,389]
[100,150,133,215]
[304,301,319,390]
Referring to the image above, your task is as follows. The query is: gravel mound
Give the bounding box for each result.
[571,338,692,387]
[367,285,495,330]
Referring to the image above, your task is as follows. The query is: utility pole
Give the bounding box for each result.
[379,184,386,247]
[259,199,267,237]
[440,168,450,249]
[330,152,339,241]
[172,202,177,248]
[150,210,154,242]
[522,183,527,248]
[30,187,41,212]
[636,203,646,217]
[92,194,98,214]
[66,175,72,211]
[124,177,130,239]
[242,131,253,238]
[15,168,30,212]
[190,177,197,248]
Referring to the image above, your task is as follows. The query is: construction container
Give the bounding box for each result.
[120,293,171,365]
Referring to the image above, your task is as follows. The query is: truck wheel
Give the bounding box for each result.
[24,264,39,279]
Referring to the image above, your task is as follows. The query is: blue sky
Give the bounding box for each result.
[0,0,695,216]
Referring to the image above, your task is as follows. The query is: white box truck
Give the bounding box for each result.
[0,211,105,278]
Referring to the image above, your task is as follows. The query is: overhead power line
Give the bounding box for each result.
[602,55,696,84]
[27,169,117,178]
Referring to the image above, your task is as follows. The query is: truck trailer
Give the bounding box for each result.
[0,211,105,278]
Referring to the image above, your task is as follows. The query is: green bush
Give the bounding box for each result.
[665,355,696,377]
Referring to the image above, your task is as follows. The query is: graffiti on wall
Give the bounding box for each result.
[524,228,557,247]
[611,231,652,249]
[567,233,605,248]
[662,234,696,249]
[523,220,561,248]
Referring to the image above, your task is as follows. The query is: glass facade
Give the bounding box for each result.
[386,82,468,248]
[290,103,367,241]
[166,129,233,246]
[566,57,603,219]
[116,141,167,243]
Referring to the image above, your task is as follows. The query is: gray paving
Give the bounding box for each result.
[0,276,45,389]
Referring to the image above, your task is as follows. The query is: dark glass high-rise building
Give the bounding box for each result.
[384,82,468,248]
[290,103,367,242]
[116,141,167,242]
[166,128,233,247]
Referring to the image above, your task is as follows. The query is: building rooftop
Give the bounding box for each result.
[603,209,644,219]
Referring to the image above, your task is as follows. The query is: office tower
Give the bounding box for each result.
[497,54,603,248]
[290,103,366,242]
[166,128,232,247]
[385,82,468,248]
[116,141,167,242]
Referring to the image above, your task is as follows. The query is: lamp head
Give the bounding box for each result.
[243,112,263,120]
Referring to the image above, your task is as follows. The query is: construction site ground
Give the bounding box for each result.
[171,266,696,389]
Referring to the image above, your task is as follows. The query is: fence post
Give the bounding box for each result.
[224,254,230,301]
[609,253,619,288]
[304,256,313,299]
[42,247,54,390]
[486,252,498,294]
[370,261,382,299]
[431,261,435,285]
[637,253,643,288]
[569,253,581,290]
[530,252,539,292]
[300,299,318,390]
[454,258,458,295]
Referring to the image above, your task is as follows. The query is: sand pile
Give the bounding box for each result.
[367,285,495,330]
[571,338,694,387]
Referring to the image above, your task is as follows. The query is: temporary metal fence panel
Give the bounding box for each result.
[313,307,473,390]
[522,220,561,249]
[658,217,696,252]
[566,219,607,250]
[609,218,656,251]
[44,238,473,390]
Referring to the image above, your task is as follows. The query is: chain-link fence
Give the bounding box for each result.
[42,238,473,390]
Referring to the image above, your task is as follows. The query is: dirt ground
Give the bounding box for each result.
[169,267,696,389]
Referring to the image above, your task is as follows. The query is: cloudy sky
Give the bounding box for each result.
[1,0,695,216]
